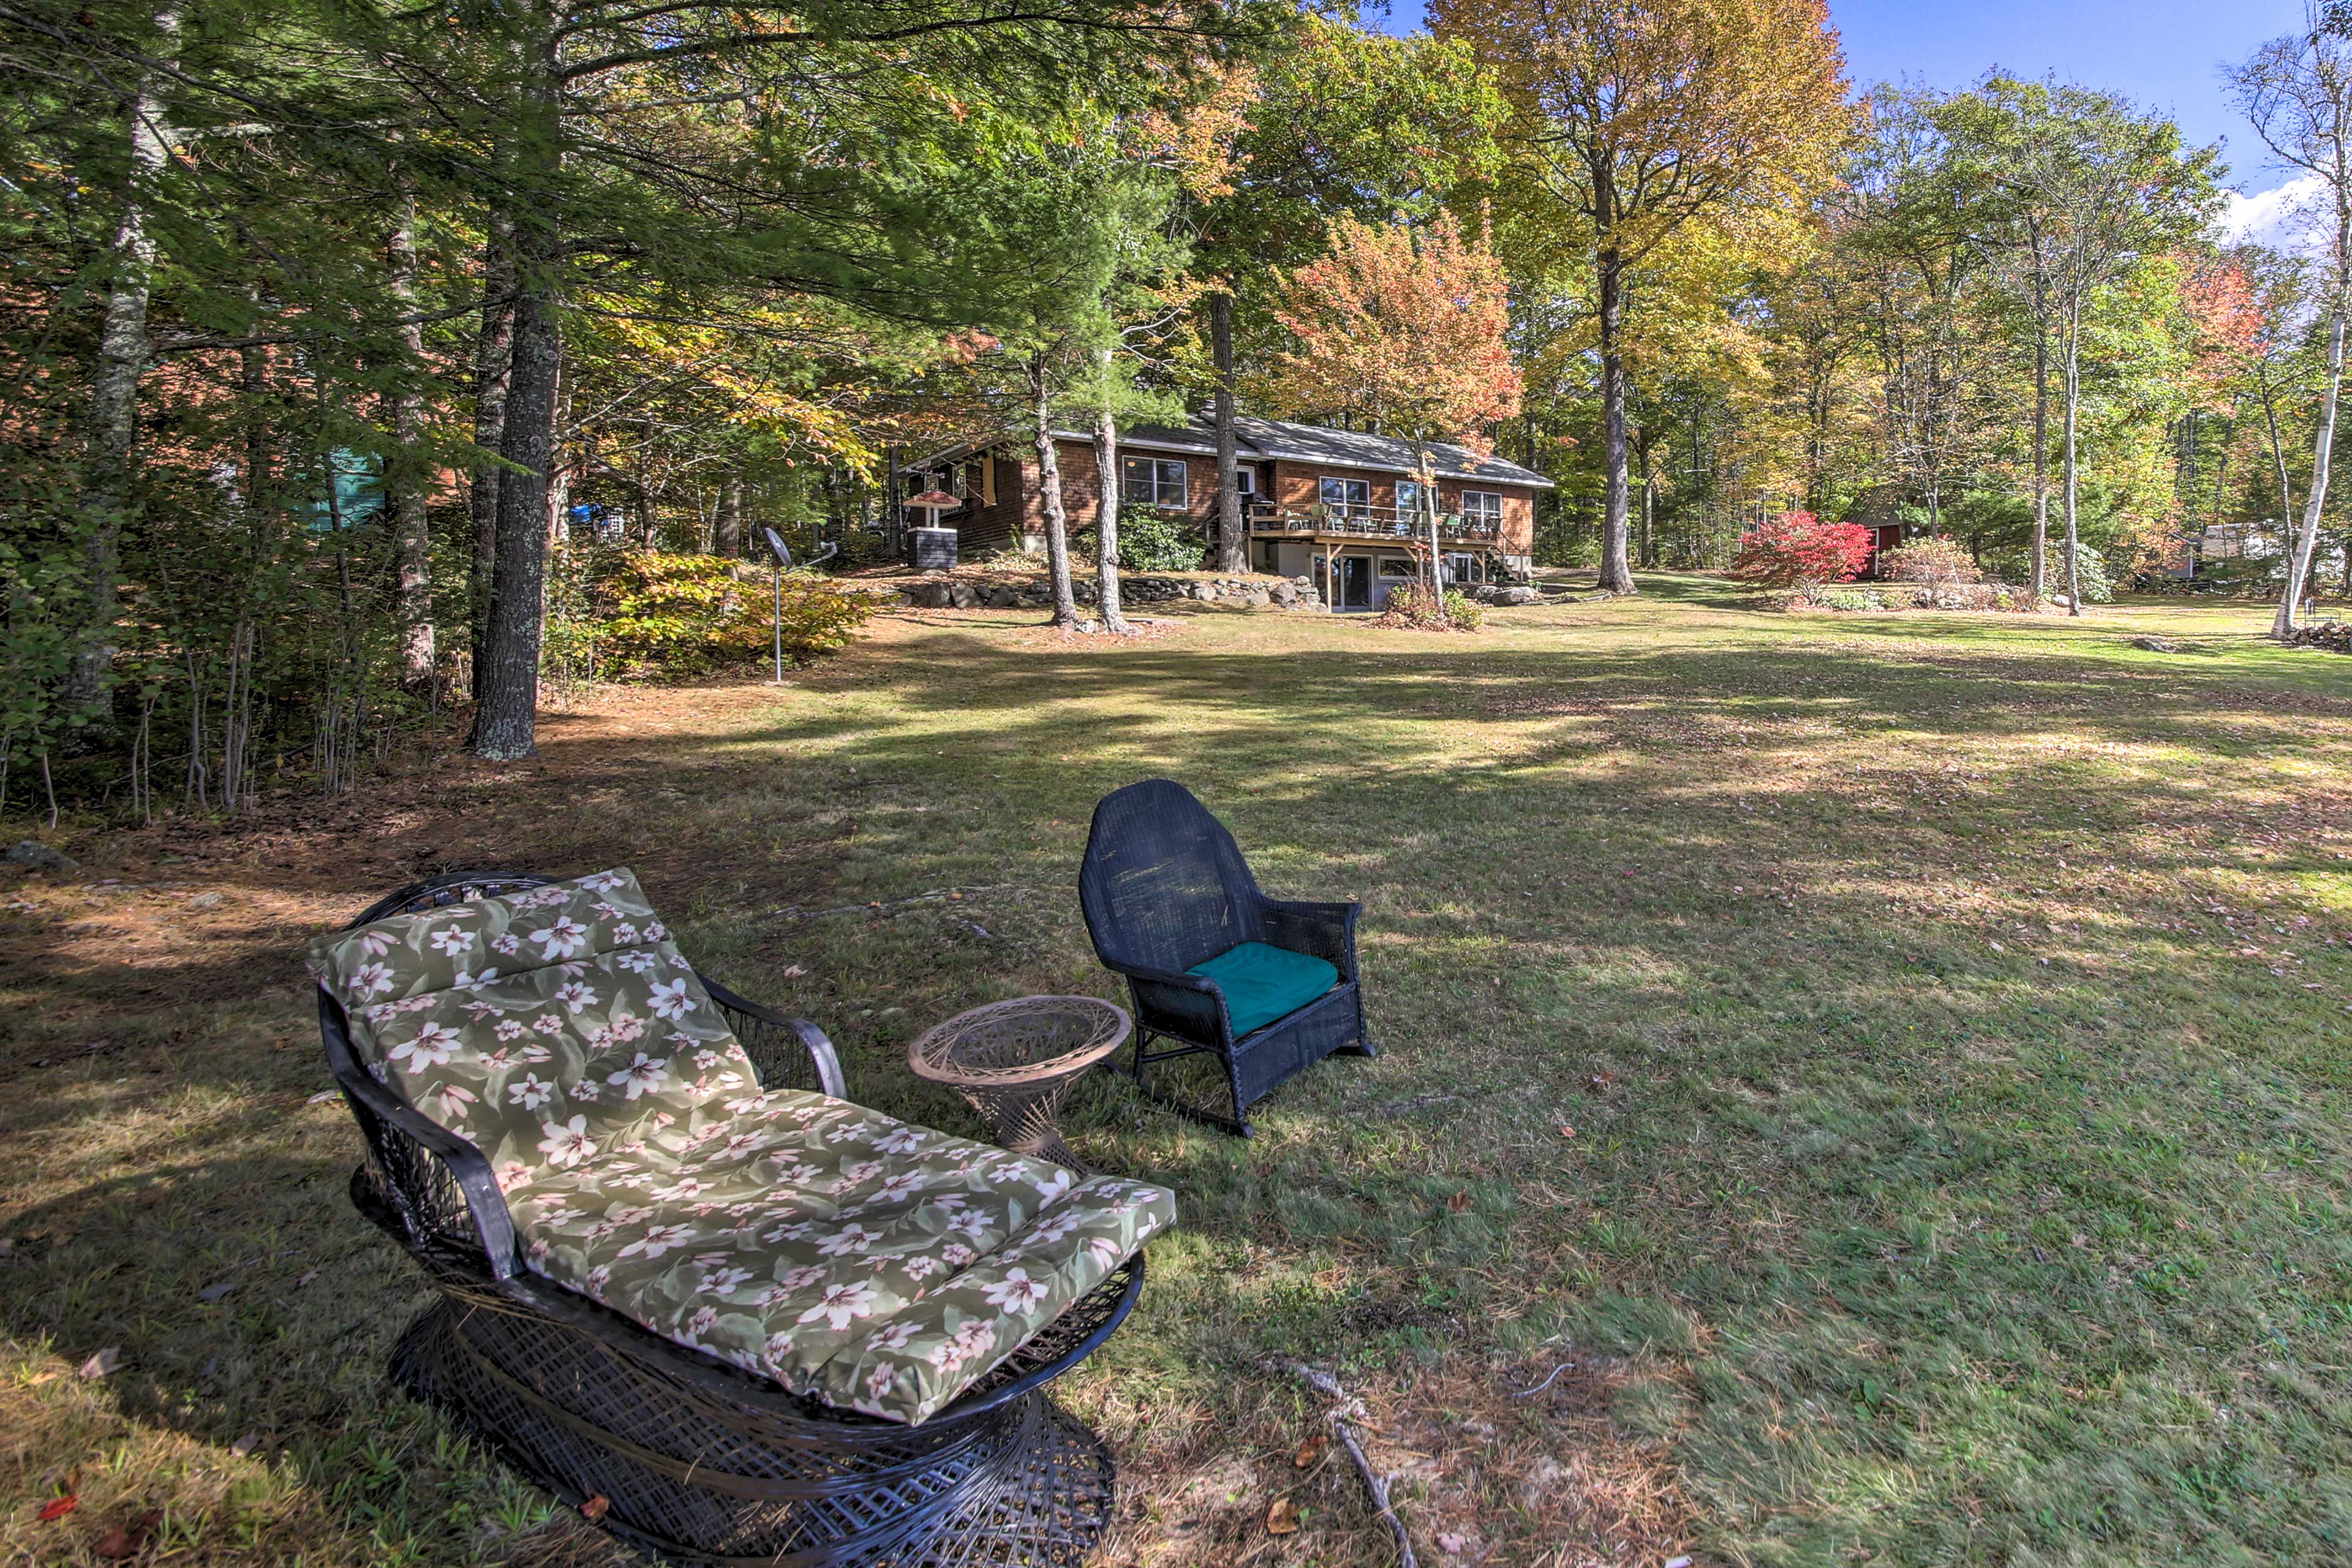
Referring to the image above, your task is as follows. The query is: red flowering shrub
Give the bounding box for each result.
[1730,511,1874,588]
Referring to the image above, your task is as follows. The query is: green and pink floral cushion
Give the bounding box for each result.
[310,870,1176,1425]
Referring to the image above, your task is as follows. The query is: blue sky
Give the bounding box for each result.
[1374,0,2310,215]
[1831,0,2298,184]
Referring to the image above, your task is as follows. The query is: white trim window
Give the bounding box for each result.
[1460,490,1503,530]
[1319,476,1371,519]
[1121,456,1188,508]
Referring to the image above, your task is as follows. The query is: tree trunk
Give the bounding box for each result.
[2278,277,2348,637]
[1596,250,1635,594]
[1212,292,1245,573]
[716,474,744,556]
[1092,368,1128,632]
[469,213,516,691]
[1030,359,1077,627]
[1425,462,1445,616]
[635,455,657,548]
[1636,424,1655,569]
[65,6,179,725]
[469,45,563,760]
[2030,258,2050,600]
[2179,409,2198,587]
[2262,382,2295,543]
[387,187,435,688]
[238,278,272,513]
[2062,319,2082,617]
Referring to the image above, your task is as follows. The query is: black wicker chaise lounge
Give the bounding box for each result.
[314,869,1176,1567]
[1078,780,1372,1136]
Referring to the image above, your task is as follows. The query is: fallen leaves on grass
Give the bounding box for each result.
[77,1347,118,1379]
[1293,1434,1328,1469]
[579,1494,611,1522]
[1264,1496,1302,1535]
[37,1494,78,1522]
[92,1508,161,1559]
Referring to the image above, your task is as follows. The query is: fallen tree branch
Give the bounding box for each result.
[1263,1358,1418,1568]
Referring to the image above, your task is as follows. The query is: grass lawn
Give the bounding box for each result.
[7,576,2352,1567]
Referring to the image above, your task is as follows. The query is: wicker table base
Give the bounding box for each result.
[907,997,1132,1173]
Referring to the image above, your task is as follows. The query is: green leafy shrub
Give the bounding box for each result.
[2051,543,2116,603]
[1984,543,2116,603]
[1765,584,1885,612]
[553,548,875,679]
[1114,508,1206,572]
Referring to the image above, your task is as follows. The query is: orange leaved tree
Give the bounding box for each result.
[1256,211,1522,453]
[1256,212,1521,623]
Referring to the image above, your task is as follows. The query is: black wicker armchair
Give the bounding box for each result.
[320,871,1145,1568]
[1078,781,1371,1137]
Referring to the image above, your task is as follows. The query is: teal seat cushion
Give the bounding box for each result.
[1188,942,1341,1038]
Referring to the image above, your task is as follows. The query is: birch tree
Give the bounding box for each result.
[2231,6,2352,635]
[64,5,178,726]
[2010,85,2218,614]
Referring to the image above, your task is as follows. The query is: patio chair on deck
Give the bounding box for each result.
[1079,780,1371,1136]
[311,868,1176,1567]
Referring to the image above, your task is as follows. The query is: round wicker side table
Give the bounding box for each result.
[908,997,1131,1173]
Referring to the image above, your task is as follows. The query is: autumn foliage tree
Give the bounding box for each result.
[1255,212,1521,450]
[1730,511,1873,586]
[1434,0,1850,594]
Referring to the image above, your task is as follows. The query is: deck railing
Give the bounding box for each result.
[1244,503,1501,544]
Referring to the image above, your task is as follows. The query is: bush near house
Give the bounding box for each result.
[552,548,876,679]
[1111,509,1207,573]
[1730,511,1874,587]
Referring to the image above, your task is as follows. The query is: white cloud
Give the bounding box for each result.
[2221,175,2327,249]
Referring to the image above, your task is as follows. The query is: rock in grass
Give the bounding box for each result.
[2132,636,2184,652]
[3,840,76,876]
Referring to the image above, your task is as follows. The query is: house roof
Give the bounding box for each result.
[909,413,1555,491]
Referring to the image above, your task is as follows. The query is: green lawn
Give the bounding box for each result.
[7,578,2352,1566]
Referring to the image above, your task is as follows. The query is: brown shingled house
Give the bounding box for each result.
[900,413,1552,612]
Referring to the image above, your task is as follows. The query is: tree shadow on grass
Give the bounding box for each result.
[9,609,2352,1564]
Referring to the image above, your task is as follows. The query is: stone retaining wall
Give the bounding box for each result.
[899,574,1322,611]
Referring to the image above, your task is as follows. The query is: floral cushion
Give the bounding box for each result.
[310,870,1177,1425]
